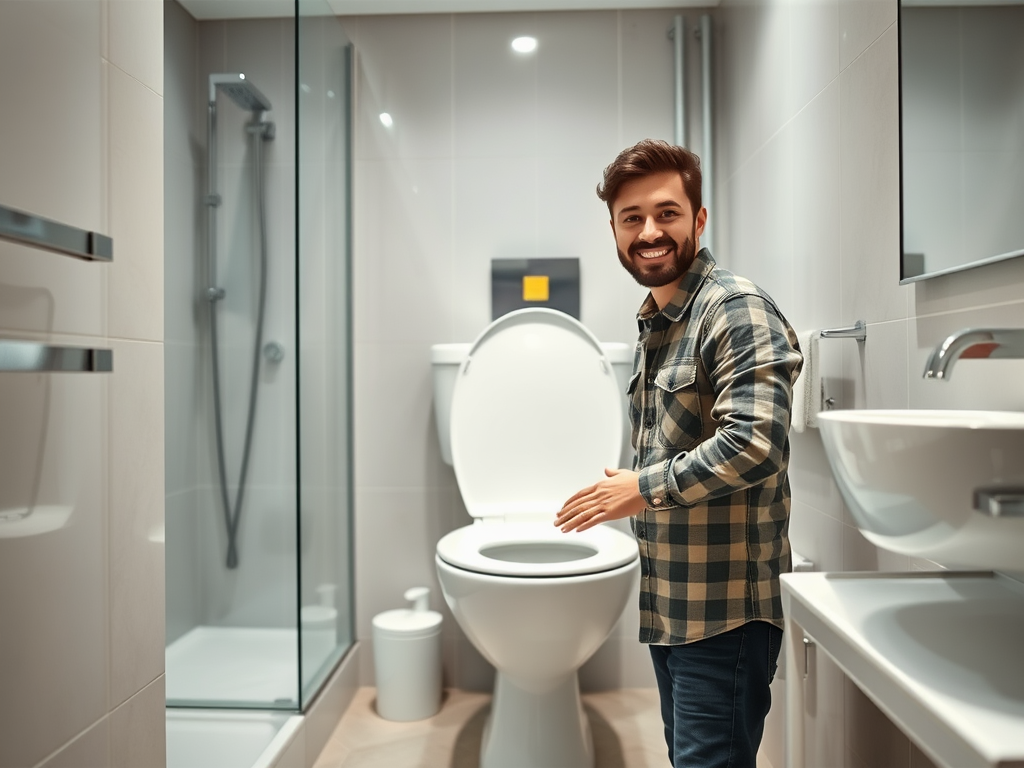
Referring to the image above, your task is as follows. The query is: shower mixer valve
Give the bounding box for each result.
[263,341,285,364]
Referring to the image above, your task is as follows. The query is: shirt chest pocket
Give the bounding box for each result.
[652,358,703,450]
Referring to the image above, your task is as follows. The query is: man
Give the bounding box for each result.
[555,139,803,768]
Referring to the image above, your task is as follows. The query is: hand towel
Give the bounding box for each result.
[791,330,821,432]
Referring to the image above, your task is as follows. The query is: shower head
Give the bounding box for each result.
[208,73,272,112]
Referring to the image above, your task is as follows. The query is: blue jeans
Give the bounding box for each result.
[649,621,783,768]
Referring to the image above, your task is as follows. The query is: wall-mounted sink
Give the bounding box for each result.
[817,409,1024,572]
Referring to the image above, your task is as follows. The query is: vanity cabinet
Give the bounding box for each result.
[783,571,1024,768]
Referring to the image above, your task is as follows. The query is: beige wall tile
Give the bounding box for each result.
[839,0,897,70]
[789,502,844,573]
[0,360,109,768]
[108,65,164,343]
[109,339,166,707]
[910,252,1024,317]
[107,0,164,95]
[841,317,909,411]
[839,26,908,326]
[0,0,164,765]
[0,0,106,340]
[38,720,111,768]
[110,677,166,768]
[0,0,103,232]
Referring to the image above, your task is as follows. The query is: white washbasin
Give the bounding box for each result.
[817,409,1024,572]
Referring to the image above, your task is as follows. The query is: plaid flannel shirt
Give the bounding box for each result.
[628,248,803,645]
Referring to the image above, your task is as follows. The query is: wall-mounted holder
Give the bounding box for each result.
[816,320,866,409]
[819,320,866,342]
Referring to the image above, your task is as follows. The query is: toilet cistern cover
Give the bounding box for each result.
[449,308,624,519]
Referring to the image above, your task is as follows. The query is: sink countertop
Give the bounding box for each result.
[782,571,1024,768]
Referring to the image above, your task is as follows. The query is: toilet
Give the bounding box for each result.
[431,308,640,768]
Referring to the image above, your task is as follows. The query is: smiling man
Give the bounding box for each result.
[555,140,803,768]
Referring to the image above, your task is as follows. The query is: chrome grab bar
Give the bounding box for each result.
[973,487,1024,518]
[0,203,113,262]
[819,320,866,342]
[0,340,112,373]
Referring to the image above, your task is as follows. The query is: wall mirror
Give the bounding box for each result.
[899,0,1024,283]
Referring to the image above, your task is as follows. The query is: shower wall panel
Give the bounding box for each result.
[164,0,354,712]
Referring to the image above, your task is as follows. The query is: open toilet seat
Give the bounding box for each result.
[440,308,638,579]
[436,521,638,578]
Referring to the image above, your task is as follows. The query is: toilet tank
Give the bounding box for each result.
[430,341,634,468]
[601,342,635,469]
[431,343,472,466]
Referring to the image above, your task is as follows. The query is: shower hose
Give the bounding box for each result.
[209,120,270,569]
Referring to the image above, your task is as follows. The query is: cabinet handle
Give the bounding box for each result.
[0,340,112,372]
[0,203,112,262]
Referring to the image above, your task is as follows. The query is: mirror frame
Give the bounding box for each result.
[897,0,1024,284]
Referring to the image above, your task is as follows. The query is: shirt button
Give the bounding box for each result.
[652,497,662,506]
[644,415,654,428]
[635,523,645,539]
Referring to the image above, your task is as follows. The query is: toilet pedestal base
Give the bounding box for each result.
[481,671,593,768]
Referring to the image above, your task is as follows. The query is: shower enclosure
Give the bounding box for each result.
[164,0,353,720]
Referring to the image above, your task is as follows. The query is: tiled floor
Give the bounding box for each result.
[313,687,670,768]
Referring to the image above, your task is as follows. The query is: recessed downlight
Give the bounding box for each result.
[512,36,537,54]
[379,112,393,127]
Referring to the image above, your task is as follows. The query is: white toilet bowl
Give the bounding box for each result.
[431,309,640,768]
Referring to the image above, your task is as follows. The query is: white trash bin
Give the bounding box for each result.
[372,586,443,721]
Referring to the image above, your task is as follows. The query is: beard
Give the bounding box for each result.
[617,227,698,289]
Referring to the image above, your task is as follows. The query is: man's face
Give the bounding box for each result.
[610,170,706,290]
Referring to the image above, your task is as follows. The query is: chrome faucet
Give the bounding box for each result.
[923,327,1024,380]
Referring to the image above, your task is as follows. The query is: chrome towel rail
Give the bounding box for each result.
[820,321,866,342]
[0,340,113,373]
[0,203,113,262]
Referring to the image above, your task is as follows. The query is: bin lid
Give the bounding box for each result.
[372,608,442,640]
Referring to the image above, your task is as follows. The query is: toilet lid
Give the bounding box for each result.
[450,308,623,519]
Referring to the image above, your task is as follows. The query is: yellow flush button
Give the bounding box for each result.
[522,275,550,302]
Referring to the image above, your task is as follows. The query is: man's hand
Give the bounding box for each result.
[554,468,647,533]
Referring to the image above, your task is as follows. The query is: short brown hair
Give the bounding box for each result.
[596,139,702,217]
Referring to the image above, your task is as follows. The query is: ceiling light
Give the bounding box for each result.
[379,112,393,127]
[512,36,537,54]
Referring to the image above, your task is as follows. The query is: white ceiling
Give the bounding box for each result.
[177,0,715,21]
